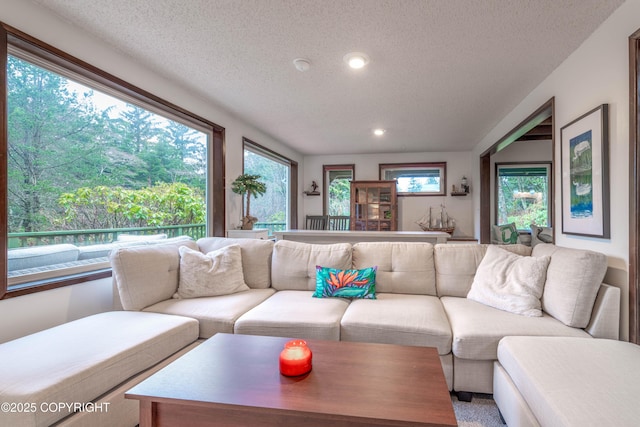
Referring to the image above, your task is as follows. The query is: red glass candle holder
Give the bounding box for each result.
[279,339,312,376]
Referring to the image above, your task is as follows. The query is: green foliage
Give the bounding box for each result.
[57,183,205,229]
[231,173,267,198]
[328,178,351,216]
[497,175,549,229]
[408,177,423,193]
[7,54,207,233]
[7,55,106,231]
[231,172,267,219]
[242,151,288,224]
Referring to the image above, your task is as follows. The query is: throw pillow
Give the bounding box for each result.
[492,223,521,245]
[532,244,607,328]
[467,245,551,316]
[530,224,553,247]
[174,244,249,299]
[313,266,377,299]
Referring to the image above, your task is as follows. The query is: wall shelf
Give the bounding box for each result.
[303,191,321,196]
[451,192,468,196]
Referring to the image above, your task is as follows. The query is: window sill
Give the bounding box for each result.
[4,259,112,298]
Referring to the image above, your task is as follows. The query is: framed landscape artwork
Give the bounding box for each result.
[560,104,610,238]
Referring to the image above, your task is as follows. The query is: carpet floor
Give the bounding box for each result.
[452,393,505,427]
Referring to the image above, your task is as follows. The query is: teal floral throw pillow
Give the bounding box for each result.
[313,266,377,299]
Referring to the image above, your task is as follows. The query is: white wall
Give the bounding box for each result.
[472,0,640,340]
[303,152,474,237]
[0,0,303,343]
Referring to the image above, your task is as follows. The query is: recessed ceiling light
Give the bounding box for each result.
[373,128,386,136]
[293,58,311,72]
[344,52,370,69]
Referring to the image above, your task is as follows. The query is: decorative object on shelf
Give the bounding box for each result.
[450,183,468,196]
[460,176,470,193]
[560,104,609,238]
[279,339,312,376]
[303,180,320,196]
[231,173,266,230]
[416,202,456,234]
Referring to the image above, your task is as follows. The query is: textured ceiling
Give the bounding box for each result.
[33,0,624,155]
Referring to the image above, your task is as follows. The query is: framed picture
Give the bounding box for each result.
[379,162,446,196]
[560,104,609,238]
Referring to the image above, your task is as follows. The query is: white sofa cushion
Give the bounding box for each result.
[352,242,436,295]
[77,240,146,260]
[175,245,249,298]
[441,296,590,360]
[197,237,274,289]
[533,243,608,328]
[271,240,352,291]
[234,290,350,340]
[434,244,532,297]
[340,293,452,355]
[467,245,550,317]
[110,237,198,310]
[0,311,198,427]
[144,288,275,338]
[117,233,167,241]
[497,336,640,427]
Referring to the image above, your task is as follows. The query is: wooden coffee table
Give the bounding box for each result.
[126,333,456,427]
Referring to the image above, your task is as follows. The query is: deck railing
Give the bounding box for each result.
[8,224,207,248]
[8,222,289,248]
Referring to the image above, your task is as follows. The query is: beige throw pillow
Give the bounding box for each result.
[532,243,607,328]
[467,245,551,317]
[174,244,249,299]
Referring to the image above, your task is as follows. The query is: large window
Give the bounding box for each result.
[495,163,551,229]
[1,24,225,298]
[323,164,354,216]
[243,138,295,236]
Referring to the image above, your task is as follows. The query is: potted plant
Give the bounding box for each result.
[231,173,267,230]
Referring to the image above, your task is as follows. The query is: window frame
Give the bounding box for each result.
[242,138,298,231]
[322,164,355,215]
[379,162,447,196]
[0,22,226,299]
[494,161,552,229]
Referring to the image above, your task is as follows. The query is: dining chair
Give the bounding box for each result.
[305,215,328,230]
[328,216,350,230]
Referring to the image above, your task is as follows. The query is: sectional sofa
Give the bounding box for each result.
[0,236,621,426]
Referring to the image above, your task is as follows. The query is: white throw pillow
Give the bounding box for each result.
[174,244,249,299]
[467,245,551,317]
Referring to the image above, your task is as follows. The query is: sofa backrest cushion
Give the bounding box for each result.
[532,243,607,328]
[352,242,436,295]
[197,237,274,289]
[434,243,532,297]
[271,240,352,291]
[110,237,198,310]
